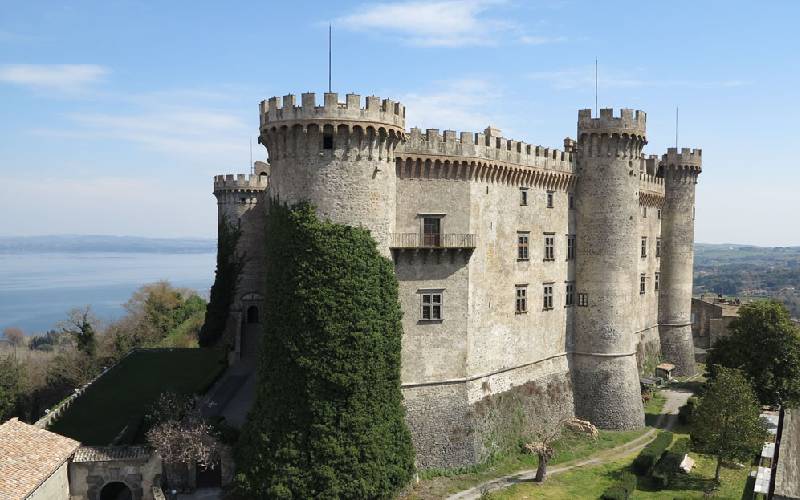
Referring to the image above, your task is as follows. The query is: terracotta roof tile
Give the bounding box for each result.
[0,418,80,500]
[72,446,152,463]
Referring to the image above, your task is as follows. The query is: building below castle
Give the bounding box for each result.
[213,92,703,469]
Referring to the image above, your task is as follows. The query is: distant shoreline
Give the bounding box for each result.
[0,235,216,254]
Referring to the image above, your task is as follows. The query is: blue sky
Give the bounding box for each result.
[1,0,798,245]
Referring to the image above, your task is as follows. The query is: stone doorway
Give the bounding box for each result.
[99,481,133,500]
[241,305,262,361]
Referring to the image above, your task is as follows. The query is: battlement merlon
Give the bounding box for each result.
[213,173,268,193]
[259,93,405,132]
[662,147,702,173]
[577,108,647,138]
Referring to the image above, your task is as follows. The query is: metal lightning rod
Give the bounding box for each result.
[595,58,598,115]
[328,24,332,93]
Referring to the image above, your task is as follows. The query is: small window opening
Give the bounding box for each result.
[322,132,334,149]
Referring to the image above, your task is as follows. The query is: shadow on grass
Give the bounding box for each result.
[671,379,705,394]
[740,474,755,500]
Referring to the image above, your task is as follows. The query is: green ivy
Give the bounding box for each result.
[199,219,244,347]
[234,201,415,499]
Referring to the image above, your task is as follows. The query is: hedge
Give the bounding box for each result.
[600,471,637,499]
[632,431,674,475]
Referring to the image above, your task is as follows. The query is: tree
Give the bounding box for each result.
[146,404,220,491]
[199,220,244,347]
[235,202,415,499]
[0,355,23,421]
[59,306,99,358]
[707,300,800,406]
[3,327,25,354]
[523,416,577,482]
[691,366,767,483]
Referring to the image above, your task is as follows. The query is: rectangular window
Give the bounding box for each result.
[569,193,575,210]
[520,188,528,206]
[641,237,648,258]
[656,238,662,258]
[640,274,647,294]
[517,232,529,261]
[547,191,554,208]
[565,282,575,307]
[422,216,441,247]
[578,293,588,307]
[566,235,576,261]
[544,233,555,261]
[655,272,661,291]
[515,285,527,314]
[657,209,662,219]
[642,206,647,218]
[543,283,554,310]
[420,291,443,320]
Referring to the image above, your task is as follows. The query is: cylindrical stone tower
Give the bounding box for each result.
[258,92,405,255]
[213,168,268,360]
[573,108,647,430]
[658,148,702,376]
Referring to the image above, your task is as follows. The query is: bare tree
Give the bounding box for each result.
[146,406,219,491]
[58,306,99,357]
[524,416,588,482]
[3,327,25,353]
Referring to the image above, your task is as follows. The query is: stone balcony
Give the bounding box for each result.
[390,233,476,250]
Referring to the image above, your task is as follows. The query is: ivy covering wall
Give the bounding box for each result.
[199,219,243,348]
[234,201,414,499]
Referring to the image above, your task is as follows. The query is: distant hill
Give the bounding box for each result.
[0,235,216,254]
[694,243,800,318]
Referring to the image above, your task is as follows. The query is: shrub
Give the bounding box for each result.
[651,452,684,489]
[632,431,673,475]
[600,484,629,500]
[619,470,637,492]
[678,396,698,425]
[234,202,415,499]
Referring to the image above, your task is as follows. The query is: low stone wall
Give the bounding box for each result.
[402,369,575,470]
[471,370,574,462]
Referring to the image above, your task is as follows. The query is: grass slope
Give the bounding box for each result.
[49,348,225,445]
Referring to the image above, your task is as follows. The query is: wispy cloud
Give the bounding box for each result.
[0,64,108,92]
[399,78,503,132]
[528,66,750,90]
[336,0,565,48]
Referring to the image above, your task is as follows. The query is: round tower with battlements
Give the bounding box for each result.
[258,92,405,255]
[658,148,702,376]
[213,170,268,361]
[573,108,647,430]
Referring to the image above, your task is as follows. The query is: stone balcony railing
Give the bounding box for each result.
[390,233,476,250]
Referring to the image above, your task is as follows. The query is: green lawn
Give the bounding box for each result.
[490,430,753,499]
[49,348,226,445]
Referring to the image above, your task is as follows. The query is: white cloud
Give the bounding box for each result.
[0,64,108,92]
[337,0,563,47]
[399,79,502,132]
[528,66,749,90]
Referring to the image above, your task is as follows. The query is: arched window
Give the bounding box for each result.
[100,482,132,500]
[247,305,259,324]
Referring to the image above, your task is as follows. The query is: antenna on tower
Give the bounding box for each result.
[595,58,598,115]
[328,24,332,93]
[675,106,679,150]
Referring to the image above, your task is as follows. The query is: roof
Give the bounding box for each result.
[762,442,775,459]
[754,466,772,494]
[0,418,80,500]
[72,446,152,463]
[656,363,675,371]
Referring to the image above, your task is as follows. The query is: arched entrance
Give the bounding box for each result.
[246,305,260,324]
[100,481,133,500]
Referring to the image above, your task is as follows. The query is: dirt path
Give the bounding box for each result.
[447,386,694,500]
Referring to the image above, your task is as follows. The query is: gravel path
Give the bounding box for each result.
[447,386,694,500]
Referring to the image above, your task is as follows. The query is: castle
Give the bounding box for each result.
[212,92,702,469]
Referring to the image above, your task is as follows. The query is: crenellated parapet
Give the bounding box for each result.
[661,148,702,184]
[639,172,665,207]
[259,92,405,132]
[213,173,268,193]
[395,126,575,190]
[259,93,404,163]
[577,108,647,159]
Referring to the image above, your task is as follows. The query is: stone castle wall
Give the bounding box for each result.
[215,94,701,469]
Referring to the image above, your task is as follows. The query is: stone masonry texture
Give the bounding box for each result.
[214,93,702,469]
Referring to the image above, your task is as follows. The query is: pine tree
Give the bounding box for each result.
[235,202,415,499]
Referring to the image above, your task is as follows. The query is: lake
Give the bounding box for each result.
[0,252,216,334]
